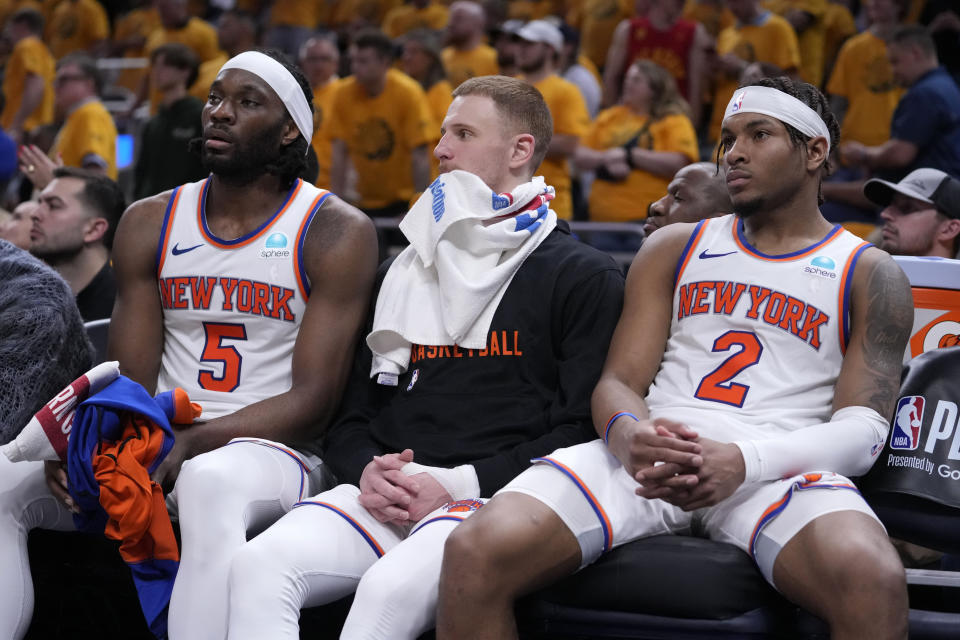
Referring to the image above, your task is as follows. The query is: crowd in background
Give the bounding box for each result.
[0,0,958,295]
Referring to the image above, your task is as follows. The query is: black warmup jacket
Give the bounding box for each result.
[322,221,625,497]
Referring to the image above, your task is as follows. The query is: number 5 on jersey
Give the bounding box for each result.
[199,322,248,392]
[694,330,763,407]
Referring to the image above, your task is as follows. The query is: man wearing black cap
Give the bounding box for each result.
[865,168,960,259]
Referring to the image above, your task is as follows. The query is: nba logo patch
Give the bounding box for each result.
[890,396,925,450]
[406,369,419,392]
[731,91,745,113]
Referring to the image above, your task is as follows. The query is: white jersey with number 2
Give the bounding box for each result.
[645,214,871,441]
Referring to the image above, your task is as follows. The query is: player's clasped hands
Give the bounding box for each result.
[358,449,420,524]
[606,416,702,490]
[631,422,747,511]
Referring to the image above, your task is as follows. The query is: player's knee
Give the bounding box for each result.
[442,509,534,587]
[824,529,906,604]
[175,449,237,511]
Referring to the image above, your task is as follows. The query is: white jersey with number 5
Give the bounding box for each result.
[154,177,331,419]
[645,214,871,441]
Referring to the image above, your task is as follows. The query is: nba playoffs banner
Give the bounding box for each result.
[861,346,960,508]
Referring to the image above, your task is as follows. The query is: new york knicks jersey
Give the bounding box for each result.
[645,214,871,441]
[154,178,331,420]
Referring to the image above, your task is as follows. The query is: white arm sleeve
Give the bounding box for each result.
[733,405,890,483]
[400,461,481,501]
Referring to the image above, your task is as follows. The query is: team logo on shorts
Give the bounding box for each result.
[890,395,925,450]
[443,499,485,513]
[260,233,290,259]
[406,368,419,391]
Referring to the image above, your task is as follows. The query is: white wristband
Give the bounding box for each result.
[401,461,481,501]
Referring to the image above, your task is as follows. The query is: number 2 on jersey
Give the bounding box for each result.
[199,322,247,392]
[694,330,762,407]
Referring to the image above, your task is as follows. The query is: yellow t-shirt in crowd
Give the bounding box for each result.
[146,18,223,112]
[507,0,557,21]
[683,0,735,38]
[311,77,344,189]
[529,74,591,221]
[823,1,856,70]
[112,7,162,93]
[826,31,903,147]
[709,12,800,141]
[327,69,433,209]
[189,52,229,102]
[763,0,827,87]
[0,35,54,133]
[441,44,499,89]
[47,0,109,59]
[567,0,632,70]
[382,3,449,38]
[424,78,453,179]
[332,0,401,29]
[51,99,118,180]
[268,0,324,27]
[585,107,698,222]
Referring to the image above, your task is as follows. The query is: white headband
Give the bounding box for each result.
[722,86,831,153]
[218,51,313,153]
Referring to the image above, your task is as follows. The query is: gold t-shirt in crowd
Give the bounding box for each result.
[46,0,109,59]
[683,0,735,38]
[112,7,162,93]
[529,74,591,221]
[311,77,344,189]
[0,35,54,133]
[826,31,903,147]
[51,99,118,180]
[709,12,800,141]
[763,0,827,87]
[382,2,450,38]
[146,17,223,112]
[327,69,434,209]
[584,107,699,222]
[189,52,229,102]
[441,44,499,89]
[424,78,453,178]
[567,0,632,70]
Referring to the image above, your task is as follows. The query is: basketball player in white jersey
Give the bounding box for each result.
[437,77,915,640]
[0,49,377,640]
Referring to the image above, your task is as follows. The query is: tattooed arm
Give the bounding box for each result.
[833,248,914,419]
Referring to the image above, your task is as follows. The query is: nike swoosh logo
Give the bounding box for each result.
[698,250,737,259]
[172,243,204,256]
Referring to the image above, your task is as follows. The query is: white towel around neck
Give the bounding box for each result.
[367,171,557,384]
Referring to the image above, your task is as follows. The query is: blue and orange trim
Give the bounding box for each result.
[292,189,331,299]
[197,178,303,249]
[294,501,386,558]
[674,219,710,288]
[533,456,613,552]
[732,219,843,261]
[224,439,310,500]
[837,241,872,354]
[155,186,183,275]
[410,514,470,536]
[748,474,860,561]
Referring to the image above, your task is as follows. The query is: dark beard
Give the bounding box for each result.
[199,117,286,184]
[733,195,764,218]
